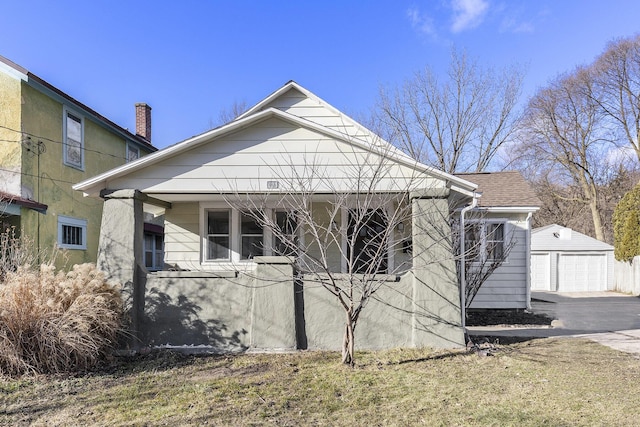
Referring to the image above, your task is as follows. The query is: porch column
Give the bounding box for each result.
[250,256,297,351]
[97,189,146,349]
[410,188,464,348]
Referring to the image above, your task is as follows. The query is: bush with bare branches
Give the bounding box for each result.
[0,263,124,376]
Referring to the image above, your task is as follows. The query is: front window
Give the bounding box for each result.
[240,212,263,260]
[64,110,84,169]
[207,210,231,261]
[274,210,298,256]
[347,209,388,274]
[57,216,87,250]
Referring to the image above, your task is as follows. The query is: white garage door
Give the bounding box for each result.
[557,253,607,292]
[531,253,551,291]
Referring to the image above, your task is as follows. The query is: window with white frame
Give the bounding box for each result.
[206,210,231,261]
[127,143,140,162]
[240,212,263,260]
[57,216,87,250]
[465,221,506,263]
[63,109,84,169]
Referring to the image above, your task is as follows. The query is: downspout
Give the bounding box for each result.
[525,212,533,310]
[460,192,480,331]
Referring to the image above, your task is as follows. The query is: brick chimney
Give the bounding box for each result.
[135,103,152,142]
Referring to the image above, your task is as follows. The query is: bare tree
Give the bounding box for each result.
[513,67,625,241]
[374,47,525,173]
[451,212,516,309]
[210,100,249,128]
[225,141,461,366]
[591,34,640,163]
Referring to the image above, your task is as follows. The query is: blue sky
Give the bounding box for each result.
[2,0,640,149]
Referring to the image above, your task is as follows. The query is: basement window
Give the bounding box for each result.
[57,215,87,250]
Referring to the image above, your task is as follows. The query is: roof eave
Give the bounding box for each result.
[477,206,541,213]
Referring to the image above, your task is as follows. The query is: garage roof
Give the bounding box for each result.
[532,224,613,251]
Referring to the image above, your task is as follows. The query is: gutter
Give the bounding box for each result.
[525,212,533,309]
[460,191,480,331]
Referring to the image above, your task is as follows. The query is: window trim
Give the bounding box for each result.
[63,108,84,170]
[204,208,232,262]
[240,211,264,260]
[126,142,140,163]
[57,215,87,250]
[200,203,301,266]
[144,231,164,271]
[465,219,509,265]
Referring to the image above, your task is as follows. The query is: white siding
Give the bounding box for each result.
[469,218,529,309]
[108,117,442,195]
[264,88,371,139]
[164,202,201,269]
[532,224,613,252]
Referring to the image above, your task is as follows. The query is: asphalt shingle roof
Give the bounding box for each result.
[454,171,542,208]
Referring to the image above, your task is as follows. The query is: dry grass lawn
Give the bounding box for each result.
[1,338,639,426]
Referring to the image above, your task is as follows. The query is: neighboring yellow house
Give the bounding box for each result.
[0,54,157,268]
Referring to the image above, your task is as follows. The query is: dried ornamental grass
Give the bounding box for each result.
[0,263,124,376]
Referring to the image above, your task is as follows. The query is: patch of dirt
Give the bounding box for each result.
[466,309,553,327]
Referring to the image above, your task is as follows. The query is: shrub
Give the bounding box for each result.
[613,184,640,262]
[0,226,34,282]
[0,263,124,376]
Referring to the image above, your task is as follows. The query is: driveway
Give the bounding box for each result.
[468,291,640,354]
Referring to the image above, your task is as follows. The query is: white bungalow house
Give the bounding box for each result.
[74,81,489,352]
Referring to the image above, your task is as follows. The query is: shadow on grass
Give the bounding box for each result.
[94,350,239,377]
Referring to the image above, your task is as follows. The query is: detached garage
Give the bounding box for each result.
[531,224,614,292]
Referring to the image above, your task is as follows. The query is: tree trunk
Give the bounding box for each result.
[589,196,605,241]
[341,315,355,366]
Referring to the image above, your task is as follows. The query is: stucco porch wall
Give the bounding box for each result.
[142,258,297,352]
[142,267,464,352]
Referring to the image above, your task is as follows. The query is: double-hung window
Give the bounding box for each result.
[144,232,164,270]
[63,109,84,169]
[240,212,263,260]
[465,221,506,264]
[485,223,505,262]
[57,216,87,250]
[207,210,231,261]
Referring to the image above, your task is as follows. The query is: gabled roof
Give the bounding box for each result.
[0,54,157,152]
[74,82,477,198]
[454,171,541,211]
[532,224,613,251]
